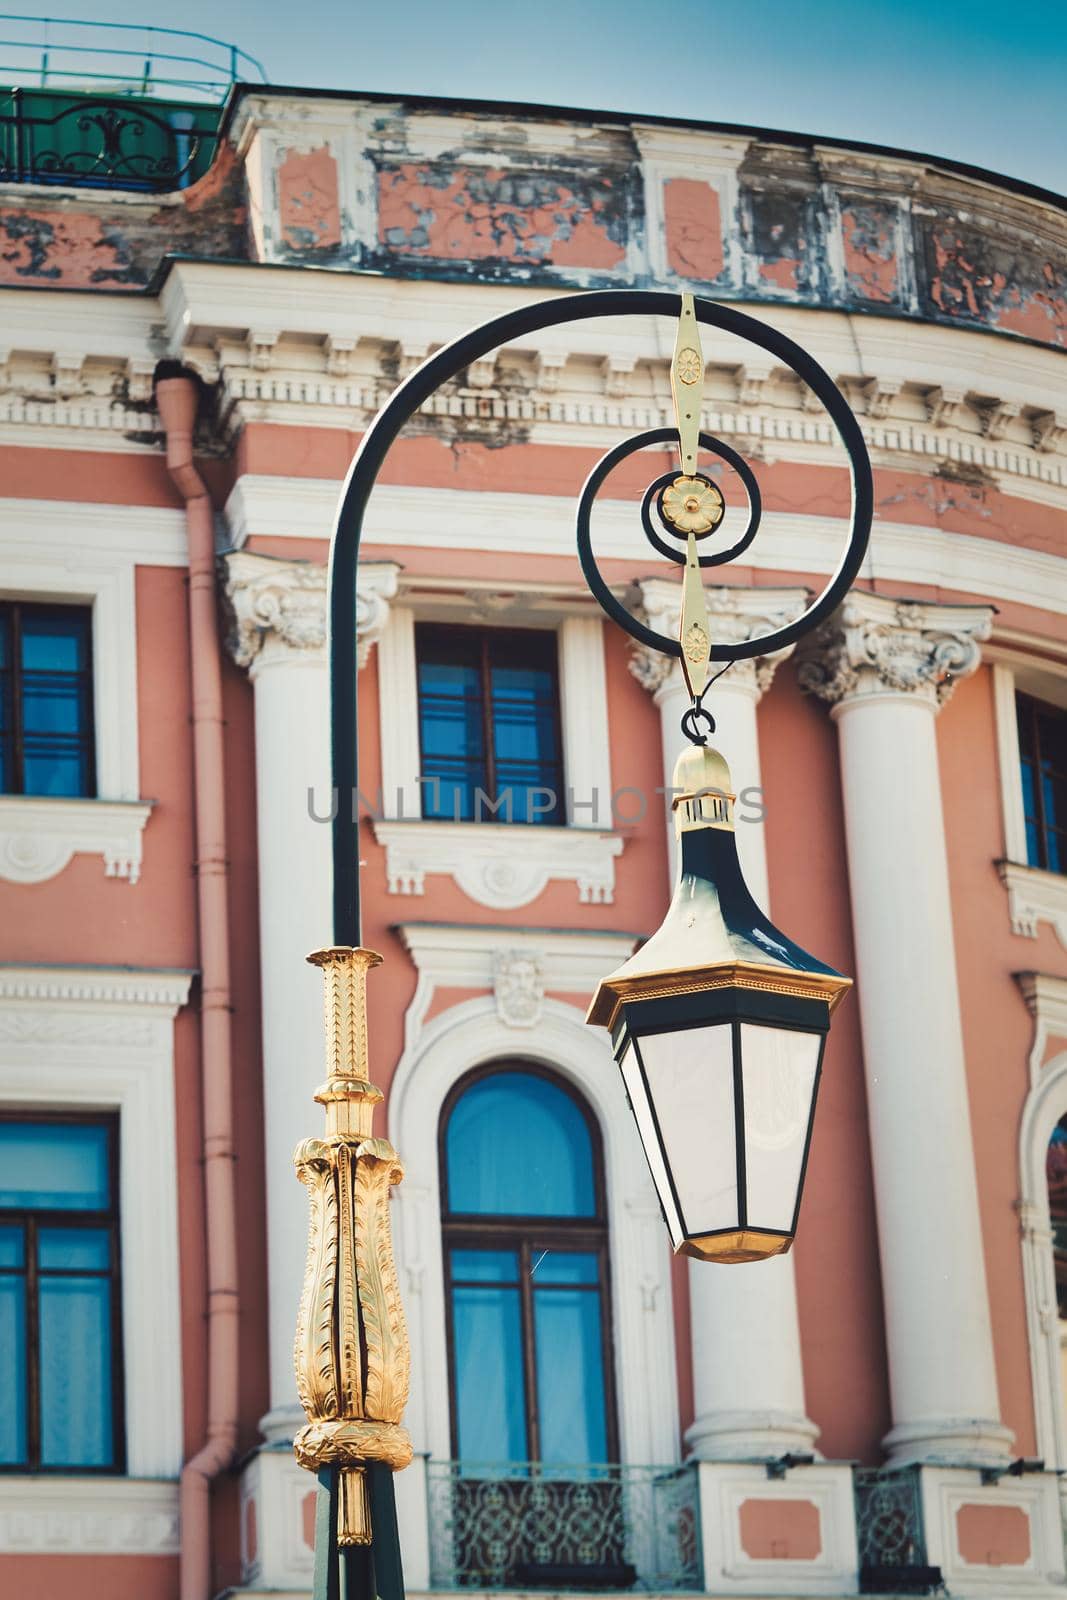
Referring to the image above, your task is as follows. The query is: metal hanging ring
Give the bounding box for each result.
[681,704,717,745]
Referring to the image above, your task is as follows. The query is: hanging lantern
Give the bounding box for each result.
[587,744,851,1263]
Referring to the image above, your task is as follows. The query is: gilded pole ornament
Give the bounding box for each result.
[293,946,412,1547]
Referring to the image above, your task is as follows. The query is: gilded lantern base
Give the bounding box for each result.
[293,947,411,1552]
[680,1228,794,1264]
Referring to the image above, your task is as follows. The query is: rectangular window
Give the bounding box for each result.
[415,625,564,825]
[0,601,95,798]
[1017,692,1067,875]
[0,1114,123,1473]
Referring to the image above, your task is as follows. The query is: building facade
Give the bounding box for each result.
[1,80,1066,1600]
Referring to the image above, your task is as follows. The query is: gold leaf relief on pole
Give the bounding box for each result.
[293,946,413,1510]
[293,1139,340,1422]
[354,1143,410,1424]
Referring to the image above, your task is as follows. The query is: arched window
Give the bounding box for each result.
[1047,1117,1067,1321]
[440,1065,617,1465]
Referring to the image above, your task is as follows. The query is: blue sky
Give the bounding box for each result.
[12,1,1066,193]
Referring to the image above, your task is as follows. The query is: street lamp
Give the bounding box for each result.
[294,289,872,1600]
[586,741,850,1263]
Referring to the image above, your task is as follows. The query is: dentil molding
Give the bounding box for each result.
[221,550,399,671]
[0,796,153,886]
[373,819,623,910]
[797,590,993,710]
[629,581,810,697]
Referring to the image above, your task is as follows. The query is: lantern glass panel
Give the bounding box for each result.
[635,1024,737,1238]
[740,1023,820,1233]
[619,1040,683,1244]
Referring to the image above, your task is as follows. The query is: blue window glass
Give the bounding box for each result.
[443,1070,614,1468]
[416,625,563,825]
[0,1118,120,1472]
[0,1121,110,1209]
[39,1277,113,1467]
[0,603,94,798]
[1018,693,1067,876]
[445,1070,596,1217]
[0,1225,27,1466]
[534,1256,608,1465]
[450,1248,527,1463]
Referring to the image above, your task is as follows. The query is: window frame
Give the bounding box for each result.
[1018,690,1067,876]
[438,1061,619,1465]
[415,622,566,826]
[0,599,96,799]
[0,1108,125,1476]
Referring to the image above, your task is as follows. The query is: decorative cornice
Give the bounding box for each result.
[0,964,194,1013]
[221,551,399,672]
[395,922,638,1056]
[374,820,624,910]
[0,1476,179,1555]
[1001,865,1067,950]
[797,591,993,711]
[629,581,810,698]
[0,796,153,885]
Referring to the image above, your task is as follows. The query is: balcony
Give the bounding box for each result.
[0,16,265,191]
[425,1462,702,1592]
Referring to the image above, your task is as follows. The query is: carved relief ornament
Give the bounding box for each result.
[222,551,398,672]
[797,591,993,711]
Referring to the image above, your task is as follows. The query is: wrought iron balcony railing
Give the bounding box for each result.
[0,18,265,191]
[854,1466,942,1595]
[426,1462,702,1592]
[0,87,220,190]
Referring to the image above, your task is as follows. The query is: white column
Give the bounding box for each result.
[633,580,819,1459]
[799,591,1011,1465]
[224,551,397,1441]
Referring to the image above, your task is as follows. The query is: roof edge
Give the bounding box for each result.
[217,81,1067,216]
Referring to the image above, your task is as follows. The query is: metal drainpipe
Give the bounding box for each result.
[155,374,240,1600]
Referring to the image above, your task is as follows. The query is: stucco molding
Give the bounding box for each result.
[224,477,1067,624]
[396,922,637,1059]
[385,988,680,1470]
[918,1466,1067,1594]
[221,550,399,672]
[492,949,545,1029]
[0,1476,180,1555]
[0,795,153,886]
[1000,863,1067,950]
[0,965,190,1479]
[373,819,624,909]
[630,581,809,697]
[696,1460,859,1596]
[797,592,993,711]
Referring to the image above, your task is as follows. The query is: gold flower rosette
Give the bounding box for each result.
[293,946,412,1546]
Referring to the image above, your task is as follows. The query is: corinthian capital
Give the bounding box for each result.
[797,591,993,711]
[628,579,810,699]
[221,551,398,673]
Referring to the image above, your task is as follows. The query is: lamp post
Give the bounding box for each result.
[293,290,872,1599]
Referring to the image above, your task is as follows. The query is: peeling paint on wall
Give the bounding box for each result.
[747,188,811,296]
[3,94,1065,357]
[663,177,725,282]
[376,162,627,271]
[0,141,247,288]
[925,221,1067,348]
[277,146,342,253]
[841,203,899,304]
